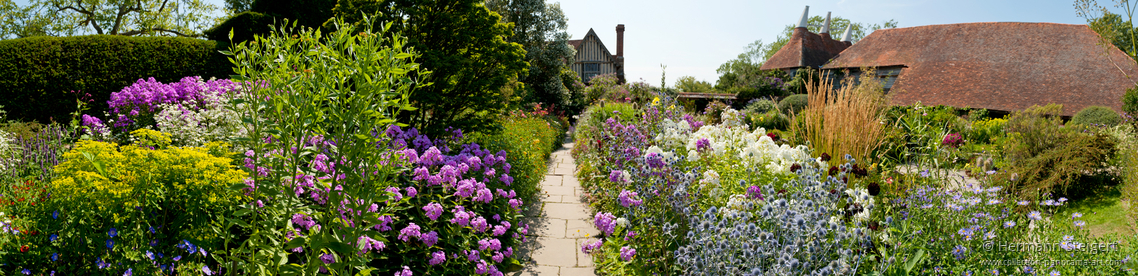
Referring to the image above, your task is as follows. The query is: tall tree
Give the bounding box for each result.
[332,0,529,136]
[1077,0,1138,62]
[763,16,898,62]
[715,39,766,89]
[0,0,222,38]
[486,0,575,111]
[225,0,254,13]
[675,76,713,93]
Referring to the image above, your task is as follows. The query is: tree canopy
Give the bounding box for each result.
[1077,0,1138,62]
[0,0,223,39]
[486,0,576,112]
[332,0,529,136]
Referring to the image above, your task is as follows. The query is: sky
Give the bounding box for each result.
[13,0,1126,87]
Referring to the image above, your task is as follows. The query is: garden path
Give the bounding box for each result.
[511,133,599,276]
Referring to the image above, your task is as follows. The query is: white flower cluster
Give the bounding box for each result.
[0,130,14,171]
[718,194,757,217]
[154,88,249,147]
[699,170,723,199]
[644,145,675,160]
[654,118,691,151]
[845,188,875,222]
[719,108,746,129]
[684,109,814,174]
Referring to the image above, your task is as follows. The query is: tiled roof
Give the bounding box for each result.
[568,39,582,51]
[822,22,1138,116]
[761,28,850,70]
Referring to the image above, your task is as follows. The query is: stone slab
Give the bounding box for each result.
[561,267,597,276]
[528,237,579,267]
[541,195,562,203]
[543,185,576,196]
[543,203,592,220]
[566,219,599,239]
[530,218,566,238]
[508,265,559,276]
[541,175,564,186]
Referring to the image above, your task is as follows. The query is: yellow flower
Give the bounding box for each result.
[652,97,660,106]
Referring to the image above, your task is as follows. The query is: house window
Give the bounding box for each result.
[876,67,903,92]
[583,62,601,82]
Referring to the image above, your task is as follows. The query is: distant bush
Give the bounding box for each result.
[1124,85,1138,116]
[1001,104,1118,199]
[0,35,231,123]
[1070,105,1122,127]
[778,94,808,116]
[967,117,1007,144]
[702,101,730,125]
[743,99,777,115]
[747,111,789,131]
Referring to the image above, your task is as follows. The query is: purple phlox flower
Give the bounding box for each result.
[450,206,472,226]
[618,190,642,207]
[386,187,403,202]
[746,185,764,200]
[423,202,444,220]
[594,212,617,236]
[422,231,439,247]
[429,251,447,266]
[619,246,636,261]
[292,213,318,231]
[320,253,336,264]
[374,215,394,231]
[472,216,490,233]
[405,186,418,198]
[358,235,386,253]
[399,223,422,242]
[474,188,494,203]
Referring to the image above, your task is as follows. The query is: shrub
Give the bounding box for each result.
[1002,104,1118,199]
[743,98,777,115]
[1124,85,1138,116]
[791,72,887,164]
[778,94,808,116]
[8,130,247,274]
[747,111,789,131]
[1070,105,1122,127]
[467,112,564,203]
[702,101,730,125]
[967,117,1006,144]
[204,0,337,43]
[0,35,231,123]
[1004,104,1064,161]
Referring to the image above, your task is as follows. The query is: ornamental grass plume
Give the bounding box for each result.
[790,69,888,164]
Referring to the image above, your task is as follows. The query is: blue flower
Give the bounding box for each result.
[1028,211,1042,220]
[202,265,213,275]
[145,251,154,260]
[1074,221,1086,227]
[123,268,133,276]
[1050,270,1060,276]
[21,269,29,275]
[1004,221,1016,228]
[106,239,114,249]
[52,210,58,219]
[952,245,968,260]
[108,228,117,238]
[51,252,58,261]
[49,234,58,242]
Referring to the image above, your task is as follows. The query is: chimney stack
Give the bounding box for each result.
[797,6,809,29]
[821,12,832,34]
[616,24,625,58]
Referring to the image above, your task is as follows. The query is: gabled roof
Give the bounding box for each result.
[571,28,616,62]
[761,28,851,70]
[823,22,1138,116]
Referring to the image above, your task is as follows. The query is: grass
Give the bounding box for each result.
[791,69,888,164]
[1058,186,1137,238]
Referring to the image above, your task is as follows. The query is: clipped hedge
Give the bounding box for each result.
[1070,105,1122,127]
[778,94,808,115]
[0,35,231,123]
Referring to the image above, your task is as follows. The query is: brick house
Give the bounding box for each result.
[568,24,625,84]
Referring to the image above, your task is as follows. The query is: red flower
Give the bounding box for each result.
[19,245,29,253]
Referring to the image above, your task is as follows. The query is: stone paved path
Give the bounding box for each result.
[510,141,599,276]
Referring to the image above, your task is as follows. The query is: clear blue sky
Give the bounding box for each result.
[15,0,1124,87]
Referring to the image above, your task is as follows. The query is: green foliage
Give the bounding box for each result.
[0,35,231,123]
[1125,85,1138,115]
[467,113,564,202]
[1001,104,1118,199]
[486,0,576,114]
[746,110,789,131]
[222,16,421,273]
[12,131,247,273]
[675,76,713,92]
[743,99,777,115]
[332,0,529,137]
[702,101,731,125]
[1071,105,1122,126]
[777,94,808,116]
[206,0,337,42]
[967,117,1007,144]
[0,0,223,38]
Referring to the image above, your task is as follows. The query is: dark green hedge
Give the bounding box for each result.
[205,0,336,43]
[0,35,232,123]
